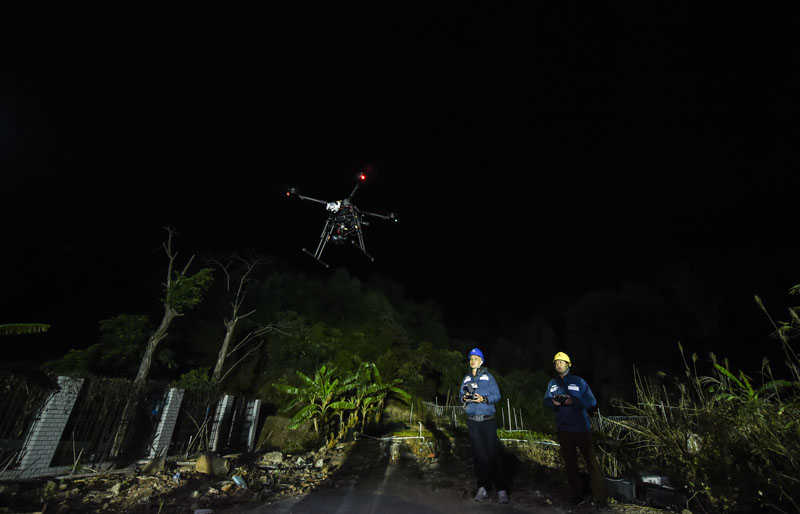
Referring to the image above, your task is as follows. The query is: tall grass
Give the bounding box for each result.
[606,288,800,513]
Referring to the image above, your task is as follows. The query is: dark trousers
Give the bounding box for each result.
[556,431,607,502]
[467,417,507,491]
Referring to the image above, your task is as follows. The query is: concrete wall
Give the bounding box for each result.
[208,394,234,452]
[149,388,185,458]
[2,376,84,479]
[1,377,261,479]
[243,399,261,451]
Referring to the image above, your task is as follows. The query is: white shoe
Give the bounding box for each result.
[474,486,488,502]
[498,490,509,503]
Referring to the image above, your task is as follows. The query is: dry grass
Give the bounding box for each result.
[607,341,800,513]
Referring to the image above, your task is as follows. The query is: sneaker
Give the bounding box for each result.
[498,490,509,504]
[474,486,488,502]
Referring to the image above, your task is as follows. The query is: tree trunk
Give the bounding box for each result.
[213,322,236,380]
[110,382,145,458]
[134,306,177,384]
[114,306,177,458]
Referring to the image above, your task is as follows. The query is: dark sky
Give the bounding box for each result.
[2,5,798,362]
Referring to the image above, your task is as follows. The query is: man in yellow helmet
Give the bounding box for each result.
[544,352,609,511]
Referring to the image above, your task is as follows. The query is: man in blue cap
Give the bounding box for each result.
[460,347,509,504]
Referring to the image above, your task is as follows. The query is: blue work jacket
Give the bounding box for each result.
[543,371,596,432]
[460,367,501,417]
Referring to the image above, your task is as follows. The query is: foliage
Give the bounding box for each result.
[508,434,563,470]
[99,315,157,370]
[348,362,411,431]
[264,311,340,377]
[99,315,152,345]
[756,286,800,384]
[40,253,557,419]
[45,319,189,381]
[399,299,449,349]
[613,343,800,513]
[497,429,553,441]
[0,323,50,336]
[273,362,410,446]
[45,314,154,377]
[236,266,460,394]
[495,369,556,434]
[165,267,214,312]
[172,367,219,393]
[274,364,356,435]
[564,283,683,410]
[488,317,557,375]
[378,343,462,400]
[43,347,97,376]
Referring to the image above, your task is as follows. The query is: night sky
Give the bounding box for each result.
[2,5,798,368]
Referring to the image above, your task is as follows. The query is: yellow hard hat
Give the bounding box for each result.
[553,352,571,366]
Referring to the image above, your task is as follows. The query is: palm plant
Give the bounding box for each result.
[350,362,411,431]
[275,364,355,434]
[0,323,50,336]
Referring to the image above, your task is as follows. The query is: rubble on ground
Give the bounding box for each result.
[0,443,355,514]
[0,433,680,514]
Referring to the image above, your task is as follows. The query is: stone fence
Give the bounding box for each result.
[0,376,262,479]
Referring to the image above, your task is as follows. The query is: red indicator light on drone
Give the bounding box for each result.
[358,172,367,181]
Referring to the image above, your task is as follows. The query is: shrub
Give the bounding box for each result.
[613,344,799,513]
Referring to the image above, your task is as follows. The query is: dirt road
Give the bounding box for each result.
[217,439,650,514]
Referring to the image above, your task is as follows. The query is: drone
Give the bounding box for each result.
[286,172,397,268]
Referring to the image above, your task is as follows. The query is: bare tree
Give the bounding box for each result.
[112,227,213,458]
[211,257,282,382]
[134,227,213,384]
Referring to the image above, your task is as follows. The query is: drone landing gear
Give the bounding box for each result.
[301,248,330,268]
[302,239,373,268]
[351,239,375,262]
[350,228,375,262]
[301,219,335,268]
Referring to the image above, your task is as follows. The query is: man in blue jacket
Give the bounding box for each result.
[460,347,509,504]
[543,352,609,510]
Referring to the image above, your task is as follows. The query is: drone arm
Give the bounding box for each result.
[347,183,360,201]
[359,209,397,221]
[295,194,330,205]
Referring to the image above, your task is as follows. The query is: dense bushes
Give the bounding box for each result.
[590,284,800,513]
[607,286,800,514]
